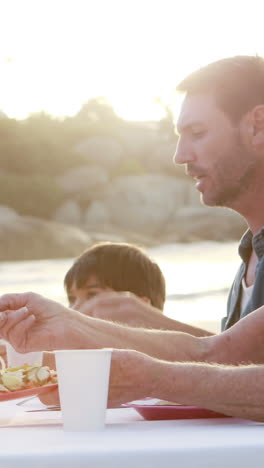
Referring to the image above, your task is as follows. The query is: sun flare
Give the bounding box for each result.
[0,0,264,120]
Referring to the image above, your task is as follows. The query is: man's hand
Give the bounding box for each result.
[38,351,58,406]
[108,349,156,407]
[39,349,157,409]
[0,292,87,353]
[78,292,213,337]
[0,343,7,366]
[79,292,165,328]
[38,387,60,407]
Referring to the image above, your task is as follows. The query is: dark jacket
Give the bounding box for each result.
[222,228,264,331]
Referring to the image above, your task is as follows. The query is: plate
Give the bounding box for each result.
[125,401,231,420]
[0,383,58,402]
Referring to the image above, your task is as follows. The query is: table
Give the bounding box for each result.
[0,399,263,468]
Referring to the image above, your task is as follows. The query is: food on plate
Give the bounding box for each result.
[0,356,57,392]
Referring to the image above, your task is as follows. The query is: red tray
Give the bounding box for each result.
[0,383,58,402]
[125,402,231,421]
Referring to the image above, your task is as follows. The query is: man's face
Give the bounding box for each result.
[67,275,113,312]
[174,94,259,208]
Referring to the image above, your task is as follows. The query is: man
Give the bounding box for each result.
[174,55,264,333]
[0,291,264,421]
[71,55,264,337]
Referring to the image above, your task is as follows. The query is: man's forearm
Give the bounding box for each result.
[149,360,264,421]
[148,313,213,336]
[147,305,264,364]
[204,305,264,365]
[73,314,207,362]
[80,293,213,336]
[59,303,264,365]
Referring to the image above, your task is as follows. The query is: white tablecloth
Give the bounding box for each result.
[0,399,263,468]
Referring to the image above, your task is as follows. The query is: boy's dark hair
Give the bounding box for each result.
[177,55,264,122]
[64,242,166,310]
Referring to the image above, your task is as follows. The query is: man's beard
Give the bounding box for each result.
[202,139,258,209]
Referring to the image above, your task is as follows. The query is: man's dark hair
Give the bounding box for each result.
[177,55,264,121]
[64,242,166,310]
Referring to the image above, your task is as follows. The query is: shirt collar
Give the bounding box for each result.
[239,227,264,262]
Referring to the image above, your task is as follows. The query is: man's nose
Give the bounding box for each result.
[173,138,194,165]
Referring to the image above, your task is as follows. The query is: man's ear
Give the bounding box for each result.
[251,105,264,147]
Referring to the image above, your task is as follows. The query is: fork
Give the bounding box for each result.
[16,395,38,406]
[25,406,61,412]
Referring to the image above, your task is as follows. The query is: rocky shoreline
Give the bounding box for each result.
[0,115,247,261]
[0,201,246,261]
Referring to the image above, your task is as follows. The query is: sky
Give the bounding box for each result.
[0,0,264,120]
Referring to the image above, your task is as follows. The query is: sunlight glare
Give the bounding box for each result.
[0,0,264,120]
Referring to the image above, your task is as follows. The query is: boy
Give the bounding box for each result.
[64,241,166,313]
[41,241,166,382]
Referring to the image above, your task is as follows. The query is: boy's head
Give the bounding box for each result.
[64,242,166,312]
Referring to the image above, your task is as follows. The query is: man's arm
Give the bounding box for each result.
[160,319,213,336]
[1,292,264,366]
[108,349,264,421]
[205,305,264,364]
[0,292,208,360]
[79,292,214,337]
[42,305,264,371]
[151,360,264,420]
[40,348,264,421]
[62,300,264,364]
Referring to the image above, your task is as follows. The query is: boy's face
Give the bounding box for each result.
[67,275,113,311]
[67,274,152,314]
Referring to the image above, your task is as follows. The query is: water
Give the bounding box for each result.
[0,241,241,334]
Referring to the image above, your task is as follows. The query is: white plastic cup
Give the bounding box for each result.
[5,342,43,367]
[55,349,112,432]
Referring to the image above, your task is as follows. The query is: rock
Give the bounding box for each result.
[85,226,158,247]
[74,136,124,169]
[144,141,178,173]
[88,231,127,244]
[0,205,18,223]
[56,165,109,202]
[162,206,247,242]
[0,209,92,260]
[102,174,191,236]
[84,201,110,228]
[53,200,82,225]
